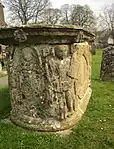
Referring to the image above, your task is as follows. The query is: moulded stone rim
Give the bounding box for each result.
[0,24,95,37]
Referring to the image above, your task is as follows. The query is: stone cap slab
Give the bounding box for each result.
[0,24,95,45]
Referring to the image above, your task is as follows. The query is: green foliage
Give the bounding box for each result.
[0,49,114,149]
[0,73,7,78]
[92,49,102,80]
[0,87,11,119]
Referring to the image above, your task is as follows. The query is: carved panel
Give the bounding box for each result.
[8,43,92,131]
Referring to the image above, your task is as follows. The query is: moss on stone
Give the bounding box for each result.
[21,24,82,29]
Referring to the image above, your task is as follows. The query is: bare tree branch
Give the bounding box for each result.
[4,0,51,25]
[99,4,114,38]
[60,4,96,31]
[39,8,61,24]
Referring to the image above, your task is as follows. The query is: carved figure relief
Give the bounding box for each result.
[8,43,92,131]
[0,24,94,131]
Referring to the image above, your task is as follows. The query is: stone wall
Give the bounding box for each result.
[100,45,114,81]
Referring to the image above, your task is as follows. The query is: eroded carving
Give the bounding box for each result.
[14,29,27,43]
[8,42,92,131]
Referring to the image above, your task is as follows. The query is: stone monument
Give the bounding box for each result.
[0,0,7,27]
[0,0,7,72]
[100,41,114,81]
[0,25,95,131]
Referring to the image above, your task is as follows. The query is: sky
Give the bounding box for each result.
[51,0,114,13]
[3,0,114,19]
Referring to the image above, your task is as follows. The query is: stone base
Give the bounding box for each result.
[0,117,72,135]
[10,113,81,132]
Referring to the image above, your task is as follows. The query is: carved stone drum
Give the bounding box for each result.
[0,25,94,131]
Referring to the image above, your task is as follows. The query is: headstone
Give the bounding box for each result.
[0,25,95,131]
[100,45,114,81]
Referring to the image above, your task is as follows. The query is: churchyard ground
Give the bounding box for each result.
[0,50,114,149]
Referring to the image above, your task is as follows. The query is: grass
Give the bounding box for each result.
[0,73,7,78]
[0,62,8,78]
[0,88,11,119]
[0,50,114,149]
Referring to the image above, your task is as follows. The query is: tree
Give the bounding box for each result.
[60,4,70,24]
[39,8,61,24]
[70,4,96,30]
[100,3,114,39]
[60,4,96,31]
[5,0,51,25]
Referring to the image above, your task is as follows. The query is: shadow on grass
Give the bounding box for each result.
[92,78,100,81]
[0,87,11,119]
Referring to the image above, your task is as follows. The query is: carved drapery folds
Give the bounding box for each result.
[8,43,92,131]
[0,25,94,131]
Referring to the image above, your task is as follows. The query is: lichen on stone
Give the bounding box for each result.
[7,42,92,131]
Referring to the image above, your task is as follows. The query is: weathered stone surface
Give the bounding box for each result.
[0,63,2,72]
[0,25,94,131]
[100,45,114,81]
[0,0,7,27]
[0,25,95,45]
[7,43,92,131]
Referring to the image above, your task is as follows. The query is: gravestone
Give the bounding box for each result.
[100,45,114,81]
[0,25,95,131]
